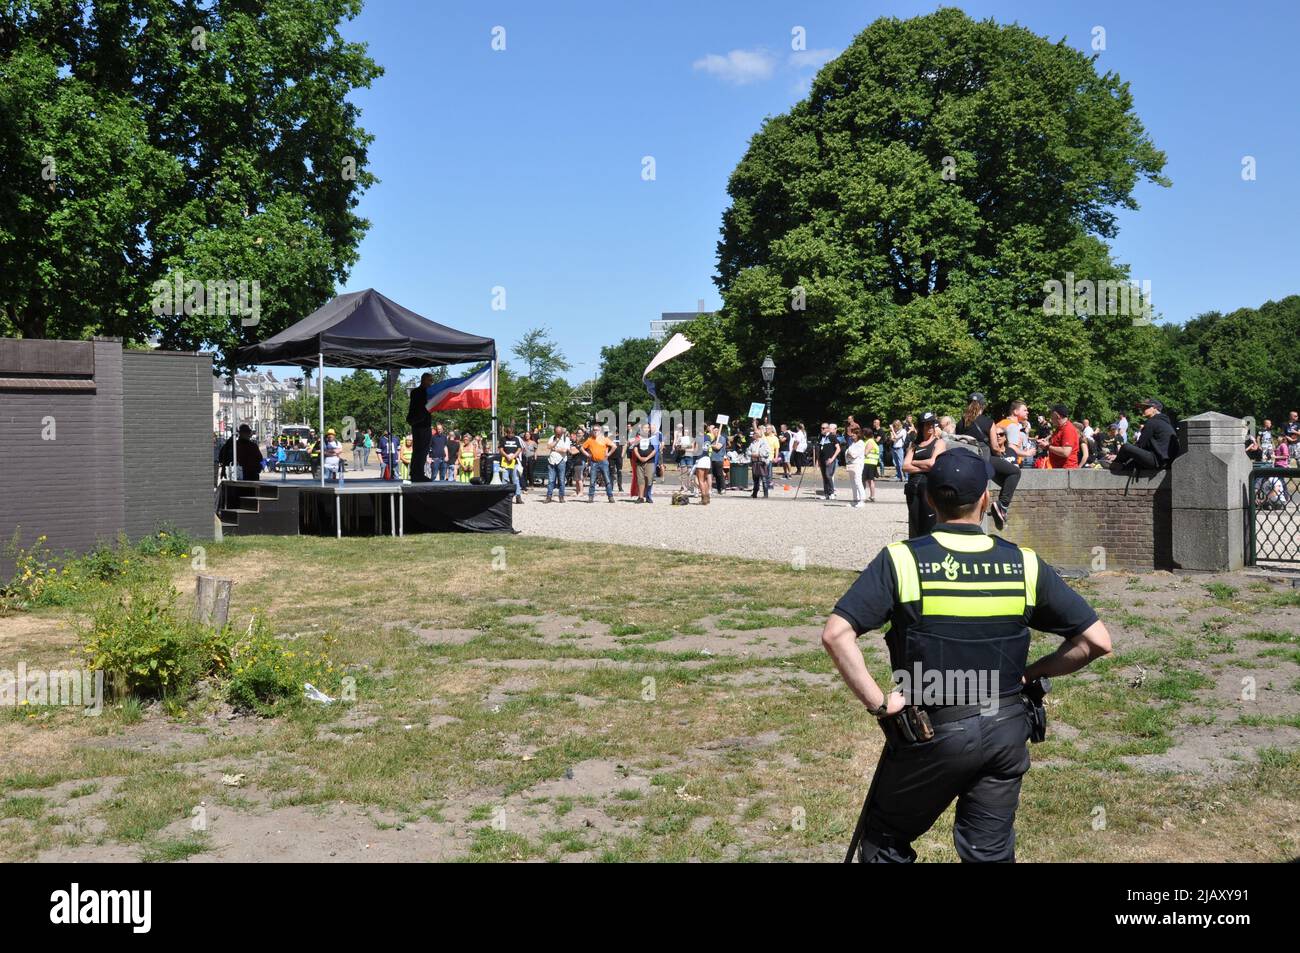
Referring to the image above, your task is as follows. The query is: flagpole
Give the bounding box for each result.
[490,354,498,452]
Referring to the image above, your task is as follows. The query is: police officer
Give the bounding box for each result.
[821,451,1112,862]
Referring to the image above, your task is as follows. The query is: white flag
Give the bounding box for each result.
[643,332,693,379]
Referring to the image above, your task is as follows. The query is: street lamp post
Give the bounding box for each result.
[760,355,776,423]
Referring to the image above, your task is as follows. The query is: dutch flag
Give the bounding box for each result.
[425,365,493,412]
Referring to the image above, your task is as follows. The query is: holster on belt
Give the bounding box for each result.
[1023,676,1050,743]
[877,705,934,747]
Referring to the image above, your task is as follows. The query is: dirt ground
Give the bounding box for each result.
[1,535,1297,863]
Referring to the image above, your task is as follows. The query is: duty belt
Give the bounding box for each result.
[917,689,1028,726]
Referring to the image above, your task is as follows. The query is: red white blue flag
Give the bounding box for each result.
[425,365,492,411]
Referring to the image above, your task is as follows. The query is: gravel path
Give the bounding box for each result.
[511,471,909,571]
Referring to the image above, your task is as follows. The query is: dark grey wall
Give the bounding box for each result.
[0,340,126,579]
[122,349,214,540]
[0,339,212,581]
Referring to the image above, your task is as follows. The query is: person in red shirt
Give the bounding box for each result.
[1037,404,1080,469]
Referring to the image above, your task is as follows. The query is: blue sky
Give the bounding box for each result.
[326,0,1300,383]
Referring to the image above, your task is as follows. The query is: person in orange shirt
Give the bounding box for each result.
[582,426,615,502]
[1038,404,1080,468]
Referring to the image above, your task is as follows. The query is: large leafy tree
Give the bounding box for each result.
[0,0,380,370]
[705,8,1169,425]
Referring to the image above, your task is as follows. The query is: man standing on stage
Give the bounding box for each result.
[407,372,434,482]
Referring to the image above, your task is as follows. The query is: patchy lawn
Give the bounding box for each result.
[1,536,1297,862]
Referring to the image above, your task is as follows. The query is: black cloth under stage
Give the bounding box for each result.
[400,483,513,533]
[293,482,514,535]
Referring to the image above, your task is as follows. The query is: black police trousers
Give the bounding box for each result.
[857,701,1032,863]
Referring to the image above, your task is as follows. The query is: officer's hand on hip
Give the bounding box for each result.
[883,690,907,717]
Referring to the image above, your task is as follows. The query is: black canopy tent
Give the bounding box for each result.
[232,288,498,485]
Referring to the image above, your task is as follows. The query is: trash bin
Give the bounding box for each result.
[729,461,750,489]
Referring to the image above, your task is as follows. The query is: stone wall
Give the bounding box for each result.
[998,468,1172,573]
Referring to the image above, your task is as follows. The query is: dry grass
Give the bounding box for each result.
[0,534,1296,862]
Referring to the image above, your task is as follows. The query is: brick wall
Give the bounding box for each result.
[0,339,212,581]
[122,349,214,540]
[1,340,126,579]
[998,468,1172,573]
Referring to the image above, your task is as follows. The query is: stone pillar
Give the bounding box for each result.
[1170,412,1251,571]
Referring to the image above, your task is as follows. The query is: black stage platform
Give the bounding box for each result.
[217,479,514,538]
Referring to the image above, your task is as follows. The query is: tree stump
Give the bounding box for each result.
[194,575,232,629]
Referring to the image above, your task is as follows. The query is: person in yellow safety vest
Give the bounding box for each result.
[821,451,1112,863]
[457,436,477,483]
[863,430,881,503]
[399,434,414,483]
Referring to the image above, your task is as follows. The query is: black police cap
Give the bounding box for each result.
[928,450,993,505]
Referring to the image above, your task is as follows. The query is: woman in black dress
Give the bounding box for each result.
[903,411,946,538]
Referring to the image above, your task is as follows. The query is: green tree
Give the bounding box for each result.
[0,0,381,369]
[709,8,1169,426]
[592,337,659,413]
[1159,296,1300,420]
[512,328,571,399]
[509,328,575,431]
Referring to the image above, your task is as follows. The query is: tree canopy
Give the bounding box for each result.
[677,8,1171,426]
[0,0,380,371]
[1157,296,1300,421]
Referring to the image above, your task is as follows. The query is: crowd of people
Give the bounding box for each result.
[1244,410,1300,467]
[220,377,1300,536]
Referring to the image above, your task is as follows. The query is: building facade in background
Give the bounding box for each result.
[650,310,715,341]
[212,370,310,436]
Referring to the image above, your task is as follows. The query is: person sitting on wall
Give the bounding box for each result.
[1110,398,1177,474]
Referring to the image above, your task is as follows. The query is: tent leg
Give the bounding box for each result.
[319,352,326,486]
[385,369,394,480]
[335,494,341,539]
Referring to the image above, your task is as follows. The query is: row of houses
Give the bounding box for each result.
[211,370,314,436]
